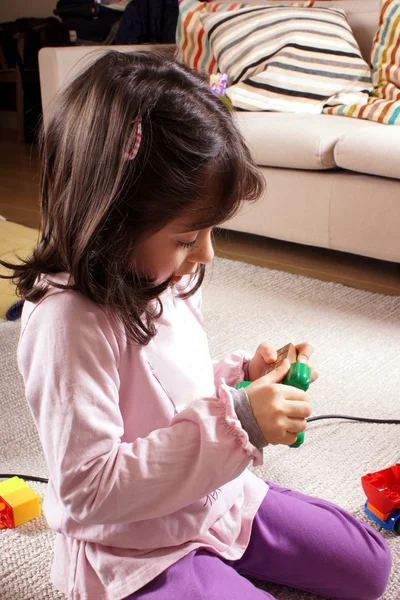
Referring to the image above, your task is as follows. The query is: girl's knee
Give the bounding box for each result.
[352,532,392,600]
[367,544,392,600]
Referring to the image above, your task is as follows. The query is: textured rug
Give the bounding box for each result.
[0,257,399,600]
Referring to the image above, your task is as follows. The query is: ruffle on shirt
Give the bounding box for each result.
[212,350,252,390]
[217,380,263,467]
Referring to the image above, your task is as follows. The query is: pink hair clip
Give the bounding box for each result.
[126,117,142,161]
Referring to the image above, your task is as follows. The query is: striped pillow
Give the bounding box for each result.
[324,0,400,124]
[201,5,372,112]
[175,0,315,75]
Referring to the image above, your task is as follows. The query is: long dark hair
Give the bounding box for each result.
[1,51,264,344]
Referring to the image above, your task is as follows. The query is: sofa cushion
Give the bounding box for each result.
[175,0,367,75]
[201,5,372,113]
[334,128,400,179]
[235,112,383,169]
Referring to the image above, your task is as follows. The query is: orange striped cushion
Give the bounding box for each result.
[324,0,400,124]
[176,0,250,74]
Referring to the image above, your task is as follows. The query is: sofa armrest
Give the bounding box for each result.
[39,44,177,125]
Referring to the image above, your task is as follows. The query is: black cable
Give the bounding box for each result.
[0,474,49,483]
[1,415,399,484]
[307,415,400,424]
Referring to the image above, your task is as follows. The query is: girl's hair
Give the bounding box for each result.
[1,51,265,344]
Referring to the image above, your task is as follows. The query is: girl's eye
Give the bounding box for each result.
[177,240,197,249]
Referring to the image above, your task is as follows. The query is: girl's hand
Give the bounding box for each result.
[246,360,312,446]
[247,341,318,383]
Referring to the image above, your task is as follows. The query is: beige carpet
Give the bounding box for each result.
[1,256,399,600]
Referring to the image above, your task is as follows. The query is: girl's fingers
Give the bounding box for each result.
[276,384,308,402]
[295,342,314,363]
[281,431,300,446]
[284,399,312,419]
[286,417,308,434]
[258,343,278,363]
[262,359,291,384]
[295,342,319,383]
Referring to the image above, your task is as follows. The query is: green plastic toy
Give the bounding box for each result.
[235,361,311,448]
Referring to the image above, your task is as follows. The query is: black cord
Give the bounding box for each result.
[307,414,400,424]
[1,415,399,484]
[0,474,49,483]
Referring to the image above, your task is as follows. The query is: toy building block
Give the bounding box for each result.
[361,464,400,534]
[0,476,42,529]
[264,343,297,375]
[264,343,311,392]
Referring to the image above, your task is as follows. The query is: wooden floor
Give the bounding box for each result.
[214,230,400,296]
[1,128,399,296]
[0,130,40,229]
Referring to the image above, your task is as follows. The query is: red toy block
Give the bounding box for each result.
[361,464,400,515]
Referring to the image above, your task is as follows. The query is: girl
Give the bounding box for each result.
[4,52,391,600]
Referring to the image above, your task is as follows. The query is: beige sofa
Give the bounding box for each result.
[38,0,400,263]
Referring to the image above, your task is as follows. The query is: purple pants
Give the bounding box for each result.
[126,482,391,600]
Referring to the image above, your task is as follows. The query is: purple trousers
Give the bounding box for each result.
[126,481,391,600]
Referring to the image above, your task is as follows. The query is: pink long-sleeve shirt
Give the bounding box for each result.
[18,274,268,600]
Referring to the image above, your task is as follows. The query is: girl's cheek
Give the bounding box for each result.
[158,261,179,282]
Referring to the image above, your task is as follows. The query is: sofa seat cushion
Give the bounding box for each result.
[235,112,382,169]
[334,128,400,180]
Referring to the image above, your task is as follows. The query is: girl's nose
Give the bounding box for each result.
[192,231,214,264]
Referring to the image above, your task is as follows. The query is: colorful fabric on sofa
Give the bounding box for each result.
[200,5,372,112]
[176,0,249,75]
[324,0,400,124]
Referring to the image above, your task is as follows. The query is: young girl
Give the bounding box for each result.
[5,52,391,600]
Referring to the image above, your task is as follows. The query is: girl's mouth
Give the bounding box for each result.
[172,269,196,283]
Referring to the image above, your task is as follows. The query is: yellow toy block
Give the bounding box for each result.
[0,219,39,319]
[0,477,42,529]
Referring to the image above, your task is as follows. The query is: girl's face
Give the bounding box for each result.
[134,216,214,284]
